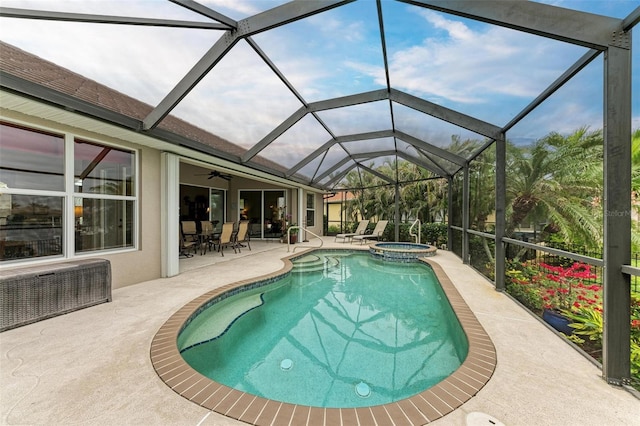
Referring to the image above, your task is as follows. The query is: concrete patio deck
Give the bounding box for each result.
[1,238,638,425]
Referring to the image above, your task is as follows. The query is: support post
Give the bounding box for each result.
[298,187,304,240]
[462,164,470,264]
[602,42,632,385]
[447,176,454,250]
[395,183,400,242]
[495,134,506,291]
[161,152,180,277]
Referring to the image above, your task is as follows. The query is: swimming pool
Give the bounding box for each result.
[178,251,467,408]
[151,249,496,425]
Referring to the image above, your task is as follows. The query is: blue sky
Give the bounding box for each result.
[1,0,638,170]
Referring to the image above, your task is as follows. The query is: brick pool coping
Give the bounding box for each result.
[150,251,497,425]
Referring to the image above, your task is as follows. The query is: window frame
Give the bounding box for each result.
[72,136,138,254]
[0,119,139,264]
[306,192,315,227]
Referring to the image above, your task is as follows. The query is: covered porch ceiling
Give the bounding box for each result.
[0,1,638,191]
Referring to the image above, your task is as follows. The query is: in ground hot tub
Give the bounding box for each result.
[369,242,437,262]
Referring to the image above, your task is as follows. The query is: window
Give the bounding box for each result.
[74,140,134,196]
[74,139,136,253]
[1,123,65,260]
[306,193,315,227]
[0,122,137,261]
[0,194,63,260]
[0,123,65,191]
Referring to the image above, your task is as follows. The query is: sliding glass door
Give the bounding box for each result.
[179,184,225,232]
[239,190,285,239]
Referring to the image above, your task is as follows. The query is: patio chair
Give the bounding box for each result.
[180,220,198,243]
[352,220,389,245]
[179,225,197,258]
[198,221,216,255]
[211,222,236,256]
[235,220,251,252]
[334,220,369,243]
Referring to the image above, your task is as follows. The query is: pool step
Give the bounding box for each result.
[179,293,264,351]
[293,255,340,273]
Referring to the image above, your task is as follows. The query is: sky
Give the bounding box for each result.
[0,0,638,176]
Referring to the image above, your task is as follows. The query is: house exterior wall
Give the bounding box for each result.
[0,110,163,289]
[1,109,324,291]
[327,202,347,232]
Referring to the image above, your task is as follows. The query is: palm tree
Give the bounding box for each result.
[339,166,385,225]
[506,127,603,249]
[469,145,496,232]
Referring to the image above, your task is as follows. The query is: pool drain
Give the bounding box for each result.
[355,381,371,397]
[280,358,293,370]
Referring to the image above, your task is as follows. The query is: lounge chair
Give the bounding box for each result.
[335,220,369,243]
[352,220,389,245]
[235,220,251,252]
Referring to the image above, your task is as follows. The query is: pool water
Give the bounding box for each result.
[178,251,468,408]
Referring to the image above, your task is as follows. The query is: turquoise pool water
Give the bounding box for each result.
[178,251,468,408]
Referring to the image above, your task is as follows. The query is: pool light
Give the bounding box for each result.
[355,381,371,397]
[280,358,293,370]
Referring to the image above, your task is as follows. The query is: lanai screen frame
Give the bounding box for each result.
[1,0,638,387]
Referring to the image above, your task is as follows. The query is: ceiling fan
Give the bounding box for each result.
[196,170,232,181]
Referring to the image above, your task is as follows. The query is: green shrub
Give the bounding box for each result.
[327,225,341,234]
[423,222,447,246]
[378,222,448,246]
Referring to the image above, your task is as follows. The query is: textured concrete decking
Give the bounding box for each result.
[1,239,638,425]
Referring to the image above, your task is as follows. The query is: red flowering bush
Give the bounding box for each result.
[537,262,600,312]
[505,260,600,312]
[506,260,640,387]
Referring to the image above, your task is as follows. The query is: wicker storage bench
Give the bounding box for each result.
[0,258,111,332]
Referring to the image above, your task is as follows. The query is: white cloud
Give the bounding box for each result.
[361,9,584,107]
[307,14,366,44]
